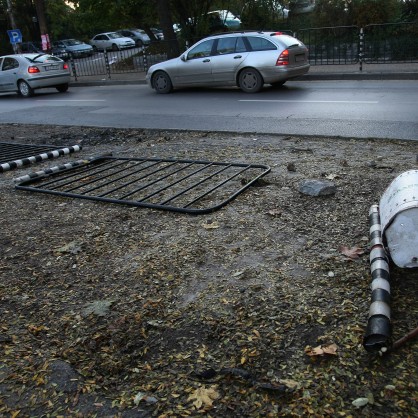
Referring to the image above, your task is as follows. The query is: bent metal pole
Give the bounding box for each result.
[363,204,391,352]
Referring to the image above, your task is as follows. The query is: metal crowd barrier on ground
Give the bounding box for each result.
[69,21,418,80]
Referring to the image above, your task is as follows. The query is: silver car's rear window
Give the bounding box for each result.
[271,34,304,47]
[24,55,61,63]
[246,37,277,51]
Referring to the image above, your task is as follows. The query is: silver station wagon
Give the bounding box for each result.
[0,53,70,97]
[146,31,310,93]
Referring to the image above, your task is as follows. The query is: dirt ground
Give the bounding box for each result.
[0,123,417,417]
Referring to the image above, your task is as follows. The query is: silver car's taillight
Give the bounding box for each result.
[28,66,41,73]
[276,49,289,66]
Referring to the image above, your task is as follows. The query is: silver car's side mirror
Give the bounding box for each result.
[180,54,186,62]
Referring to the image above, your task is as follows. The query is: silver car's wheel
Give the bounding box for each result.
[271,80,286,88]
[56,84,69,93]
[239,68,263,93]
[152,71,173,94]
[18,80,34,98]
[112,43,119,51]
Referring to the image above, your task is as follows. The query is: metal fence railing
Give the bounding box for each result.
[69,21,418,80]
[363,22,418,63]
[295,21,418,66]
[69,44,168,80]
[295,25,359,65]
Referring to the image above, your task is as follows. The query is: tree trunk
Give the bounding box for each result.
[155,0,180,58]
[34,0,50,52]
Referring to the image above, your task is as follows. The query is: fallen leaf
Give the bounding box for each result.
[202,221,220,230]
[352,397,369,408]
[306,343,338,357]
[54,240,83,255]
[133,392,158,405]
[339,245,364,260]
[267,209,282,217]
[325,173,339,180]
[322,343,338,355]
[188,386,219,409]
[27,324,48,336]
[82,300,113,317]
[279,379,300,390]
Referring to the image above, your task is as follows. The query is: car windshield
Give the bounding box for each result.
[65,39,82,46]
[107,33,122,39]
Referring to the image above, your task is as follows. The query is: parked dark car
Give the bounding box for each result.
[19,41,70,61]
[117,29,151,47]
[151,28,164,41]
[52,39,94,58]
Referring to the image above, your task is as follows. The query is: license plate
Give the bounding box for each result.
[44,65,59,71]
[295,54,305,62]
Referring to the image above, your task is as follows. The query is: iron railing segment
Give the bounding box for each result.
[0,142,60,165]
[15,156,271,214]
[0,142,82,173]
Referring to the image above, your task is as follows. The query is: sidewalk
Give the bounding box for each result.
[69,62,418,87]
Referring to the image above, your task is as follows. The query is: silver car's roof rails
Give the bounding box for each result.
[205,30,266,38]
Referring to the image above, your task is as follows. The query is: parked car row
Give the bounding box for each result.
[16,27,159,61]
[20,41,70,61]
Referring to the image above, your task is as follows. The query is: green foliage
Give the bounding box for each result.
[312,0,351,27]
[238,0,289,31]
[0,0,414,53]
[44,0,77,40]
[311,0,402,28]
[348,0,402,26]
[400,0,418,21]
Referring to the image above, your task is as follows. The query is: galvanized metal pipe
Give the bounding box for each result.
[363,204,392,352]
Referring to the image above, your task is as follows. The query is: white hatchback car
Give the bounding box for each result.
[146,31,309,93]
[89,32,135,51]
[0,53,70,97]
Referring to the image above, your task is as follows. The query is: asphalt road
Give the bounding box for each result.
[0,79,417,141]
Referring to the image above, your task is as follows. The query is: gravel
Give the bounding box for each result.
[1,123,417,417]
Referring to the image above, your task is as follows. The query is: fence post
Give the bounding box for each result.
[70,57,77,81]
[103,50,111,79]
[359,27,364,71]
[143,50,148,73]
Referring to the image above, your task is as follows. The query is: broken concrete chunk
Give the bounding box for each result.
[298,179,336,196]
[48,360,81,393]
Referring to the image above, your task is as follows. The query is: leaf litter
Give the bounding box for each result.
[0,124,417,417]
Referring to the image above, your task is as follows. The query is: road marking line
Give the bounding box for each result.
[239,100,378,104]
[36,100,106,102]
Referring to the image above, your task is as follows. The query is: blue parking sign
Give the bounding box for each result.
[7,29,22,44]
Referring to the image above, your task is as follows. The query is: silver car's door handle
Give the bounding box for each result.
[234,55,242,59]
[203,59,210,62]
